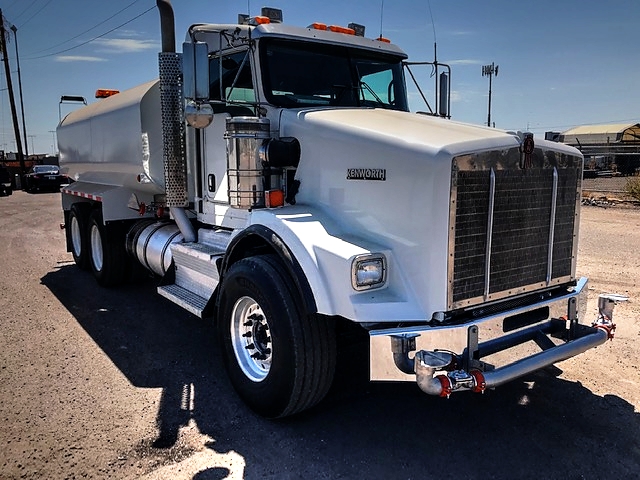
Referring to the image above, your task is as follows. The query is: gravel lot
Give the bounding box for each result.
[0,190,638,479]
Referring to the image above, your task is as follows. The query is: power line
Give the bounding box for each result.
[4,0,22,11]
[25,5,156,60]
[27,0,144,56]
[11,0,38,23]
[17,0,53,29]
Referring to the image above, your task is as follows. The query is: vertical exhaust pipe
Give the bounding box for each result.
[156,0,196,242]
[157,0,176,53]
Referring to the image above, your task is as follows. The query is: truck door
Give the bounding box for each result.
[199,49,256,227]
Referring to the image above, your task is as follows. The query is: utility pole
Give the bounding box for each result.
[482,62,498,127]
[0,9,25,174]
[10,24,28,161]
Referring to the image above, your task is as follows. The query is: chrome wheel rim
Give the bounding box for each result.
[90,224,103,272]
[230,296,271,382]
[70,215,82,257]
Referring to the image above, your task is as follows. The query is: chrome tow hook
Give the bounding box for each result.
[593,293,628,340]
[414,350,486,398]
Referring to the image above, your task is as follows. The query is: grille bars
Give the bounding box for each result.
[483,168,496,301]
[546,167,559,285]
[483,166,559,297]
[484,167,558,301]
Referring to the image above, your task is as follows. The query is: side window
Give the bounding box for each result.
[209,51,255,106]
[359,69,394,106]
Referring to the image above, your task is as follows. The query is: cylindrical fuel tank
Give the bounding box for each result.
[126,220,183,276]
[225,117,271,209]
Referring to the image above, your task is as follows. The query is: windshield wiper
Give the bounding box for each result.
[359,81,385,107]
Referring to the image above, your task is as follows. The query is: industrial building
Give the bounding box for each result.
[549,123,640,176]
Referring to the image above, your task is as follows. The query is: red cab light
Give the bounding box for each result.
[253,15,270,25]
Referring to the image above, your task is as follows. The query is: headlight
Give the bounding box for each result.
[351,254,386,291]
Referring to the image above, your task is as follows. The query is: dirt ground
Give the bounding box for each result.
[0,190,638,480]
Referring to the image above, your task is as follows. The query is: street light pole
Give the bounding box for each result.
[28,134,35,155]
[482,62,499,127]
[10,24,28,160]
[49,130,57,155]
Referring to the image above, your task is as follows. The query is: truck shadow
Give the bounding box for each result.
[42,265,639,479]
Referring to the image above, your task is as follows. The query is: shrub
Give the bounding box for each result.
[624,175,640,201]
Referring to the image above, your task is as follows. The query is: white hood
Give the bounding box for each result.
[276,108,526,316]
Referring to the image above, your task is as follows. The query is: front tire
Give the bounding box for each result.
[88,210,127,287]
[218,255,336,418]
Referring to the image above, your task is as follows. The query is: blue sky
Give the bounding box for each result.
[0,0,638,156]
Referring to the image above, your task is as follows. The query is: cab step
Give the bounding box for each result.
[157,284,208,318]
[158,241,227,318]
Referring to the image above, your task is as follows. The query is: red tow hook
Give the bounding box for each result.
[470,370,486,393]
[595,322,616,340]
[437,375,452,398]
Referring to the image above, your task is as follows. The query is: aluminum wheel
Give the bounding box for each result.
[90,223,104,272]
[230,295,272,382]
[70,214,82,258]
[218,255,336,417]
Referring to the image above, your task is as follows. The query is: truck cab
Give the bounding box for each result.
[182,19,410,230]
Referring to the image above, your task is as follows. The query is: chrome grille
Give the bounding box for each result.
[449,147,582,310]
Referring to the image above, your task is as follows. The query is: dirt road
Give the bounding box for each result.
[1,190,638,479]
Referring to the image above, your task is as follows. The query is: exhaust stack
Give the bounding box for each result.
[156,0,195,241]
[157,0,176,53]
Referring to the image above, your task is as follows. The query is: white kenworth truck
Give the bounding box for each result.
[57,1,623,418]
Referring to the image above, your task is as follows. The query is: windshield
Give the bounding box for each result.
[260,39,408,111]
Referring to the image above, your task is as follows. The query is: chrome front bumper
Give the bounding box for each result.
[369,278,624,396]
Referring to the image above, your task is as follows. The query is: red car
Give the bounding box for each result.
[24,165,71,193]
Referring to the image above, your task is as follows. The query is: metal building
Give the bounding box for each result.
[557,123,640,175]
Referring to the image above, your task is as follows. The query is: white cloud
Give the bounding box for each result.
[55,55,107,62]
[94,38,158,53]
[114,29,144,38]
[446,59,483,66]
[450,90,463,102]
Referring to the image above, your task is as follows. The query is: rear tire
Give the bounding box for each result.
[69,204,90,270]
[217,254,336,418]
[88,210,127,287]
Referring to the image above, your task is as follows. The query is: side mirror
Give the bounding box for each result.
[183,41,209,100]
[439,72,449,118]
[185,101,214,129]
[183,41,213,128]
